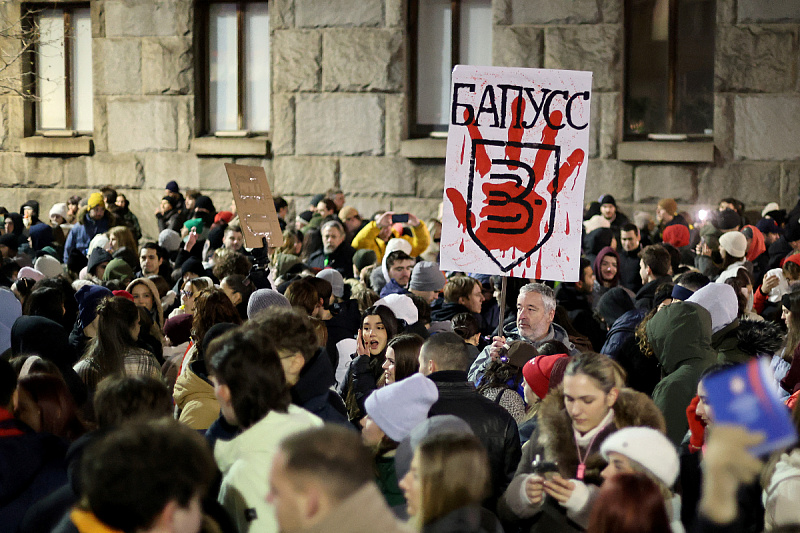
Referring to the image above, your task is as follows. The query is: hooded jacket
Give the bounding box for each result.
[646,302,716,445]
[173,360,220,431]
[499,388,666,533]
[290,348,348,425]
[352,220,431,263]
[63,208,114,262]
[763,448,800,530]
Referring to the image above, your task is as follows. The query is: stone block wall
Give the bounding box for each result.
[0,0,797,243]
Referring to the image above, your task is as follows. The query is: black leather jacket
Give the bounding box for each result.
[427,370,522,511]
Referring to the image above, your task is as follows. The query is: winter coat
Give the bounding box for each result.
[646,302,716,445]
[0,408,68,532]
[156,205,188,233]
[498,387,666,533]
[763,448,800,530]
[430,300,474,334]
[324,299,361,372]
[618,246,644,293]
[214,405,323,533]
[173,360,220,430]
[292,482,413,533]
[290,348,349,426]
[308,243,356,279]
[340,350,385,422]
[423,505,504,533]
[428,370,521,511]
[352,220,431,262]
[635,275,673,311]
[556,283,606,351]
[468,322,580,385]
[600,307,645,358]
[63,209,114,262]
[711,318,783,364]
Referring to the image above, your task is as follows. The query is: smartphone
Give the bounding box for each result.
[391,213,409,224]
[531,454,559,480]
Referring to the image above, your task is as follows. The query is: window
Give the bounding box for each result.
[32,6,93,133]
[410,0,492,137]
[624,0,715,139]
[200,1,270,135]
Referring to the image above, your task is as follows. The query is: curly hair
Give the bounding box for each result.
[212,248,252,280]
[191,287,242,350]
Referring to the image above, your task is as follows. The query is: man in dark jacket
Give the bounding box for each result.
[618,222,643,292]
[420,332,521,511]
[430,276,484,332]
[635,244,673,310]
[308,220,356,279]
[251,307,348,425]
[555,258,605,350]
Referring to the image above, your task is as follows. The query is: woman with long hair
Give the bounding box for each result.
[340,304,398,422]
[775,290,800,398]
[400,433,503,532]
[586,473,671,533]
[500,352,667,533]
[106,225,138,255]
[73,296,161,391]
[381,333,424,386]
[169,276,213,319]
[126,277,165,341]
[15,373,87,442]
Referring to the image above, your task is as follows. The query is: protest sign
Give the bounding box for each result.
[440,65,592,281]
[225,163,282,249]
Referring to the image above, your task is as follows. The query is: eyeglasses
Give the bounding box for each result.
[181,290,193,298]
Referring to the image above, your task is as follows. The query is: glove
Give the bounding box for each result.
[686,395,706,453]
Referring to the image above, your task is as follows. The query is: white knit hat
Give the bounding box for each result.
[376,293,418,325]
[600,426,679,487]
[365,373,439,442]
[719,231,747,258]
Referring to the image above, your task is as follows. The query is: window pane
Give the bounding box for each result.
[673,0,714,134]
[416,0,451,129]
[36,10,66,130]
[625,0,670,136]
[245,3,269,132]
[209,3,239,132]
[71,8,93,132]
[460,0,492,66]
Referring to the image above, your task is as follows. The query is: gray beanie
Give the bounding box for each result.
[158,229,182,252]
[395,415,474,480]
[247,288,291,319]
[364,373,439,442]
[316,268,344,298]
[409,261,446,292]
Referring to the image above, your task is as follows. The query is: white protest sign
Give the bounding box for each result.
[440,65,592,281]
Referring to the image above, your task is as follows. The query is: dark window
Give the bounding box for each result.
[624,0,715,139]
[409,0,492,137]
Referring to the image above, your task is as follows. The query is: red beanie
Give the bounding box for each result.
[662,224,690,248]
[112,290,134,302]
[523,354,570,400]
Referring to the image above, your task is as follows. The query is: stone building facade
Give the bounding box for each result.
[0,0,798,240]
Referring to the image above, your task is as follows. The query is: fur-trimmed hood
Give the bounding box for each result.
[535,386,667,485]
[736,319,784,357]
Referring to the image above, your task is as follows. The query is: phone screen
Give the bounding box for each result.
[392,213,409,224]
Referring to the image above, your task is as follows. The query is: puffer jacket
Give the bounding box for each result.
[763,448,800,530]
[600,307,646,358]
[499,387,666,533]
[427,370,521,512]
[173,360,219,431]
[62,209,114,262]
[711,318,784,364]
[646,301,716,445]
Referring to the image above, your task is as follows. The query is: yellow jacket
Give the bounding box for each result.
[351,220,430,262]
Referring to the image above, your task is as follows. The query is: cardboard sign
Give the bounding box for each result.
[440,65,592,281]
[225,163,282,249]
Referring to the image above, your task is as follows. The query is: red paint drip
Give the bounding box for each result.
[544,221,549,234]
[558,248,562,257]
[445,188,474,232]
[535,252,542,280]
[460,136,465,165]
[526,256,531,268]
[459,239,465,253]
[466,110,491,177]
[565,213,570,235]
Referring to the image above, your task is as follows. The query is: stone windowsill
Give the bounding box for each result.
[400,137,447,159]
[191,135,271,157]
[617,141,715,163]
[21,135,94,155]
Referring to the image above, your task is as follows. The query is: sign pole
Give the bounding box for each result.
[495,276,507,338]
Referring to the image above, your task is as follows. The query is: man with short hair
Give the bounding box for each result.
[618,222,643,292]
[268,426,411,533]
[468,282,581,384]
[63,192,115,262]
[274,196,289,231]
[599,194,629,230]
[379,250,415,297]
[429,276,484,331]
[250,308,348,425]
[308,220,355,278]
[223,224,244,252]
[635,244,673,310]
[419,332,521,510]
[555,258,605,350]
[138,242,167,278]
[53,419,215,533]
[208,324,323,533]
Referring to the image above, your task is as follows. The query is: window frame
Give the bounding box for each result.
[23,2,93,136]
[622,0,715,141]
[195,0,269,137]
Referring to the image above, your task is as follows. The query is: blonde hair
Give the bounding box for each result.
[415,434,489,530]
[108,225,138,252]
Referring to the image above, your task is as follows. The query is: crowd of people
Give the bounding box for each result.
[0,184,798,533]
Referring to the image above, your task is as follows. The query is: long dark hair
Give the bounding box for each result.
[477,360,523,394]
[81,297,140,379]
[361,305,399,351]
[191,288,242,349]
[783,290,800,357]
[386,333,423,382]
